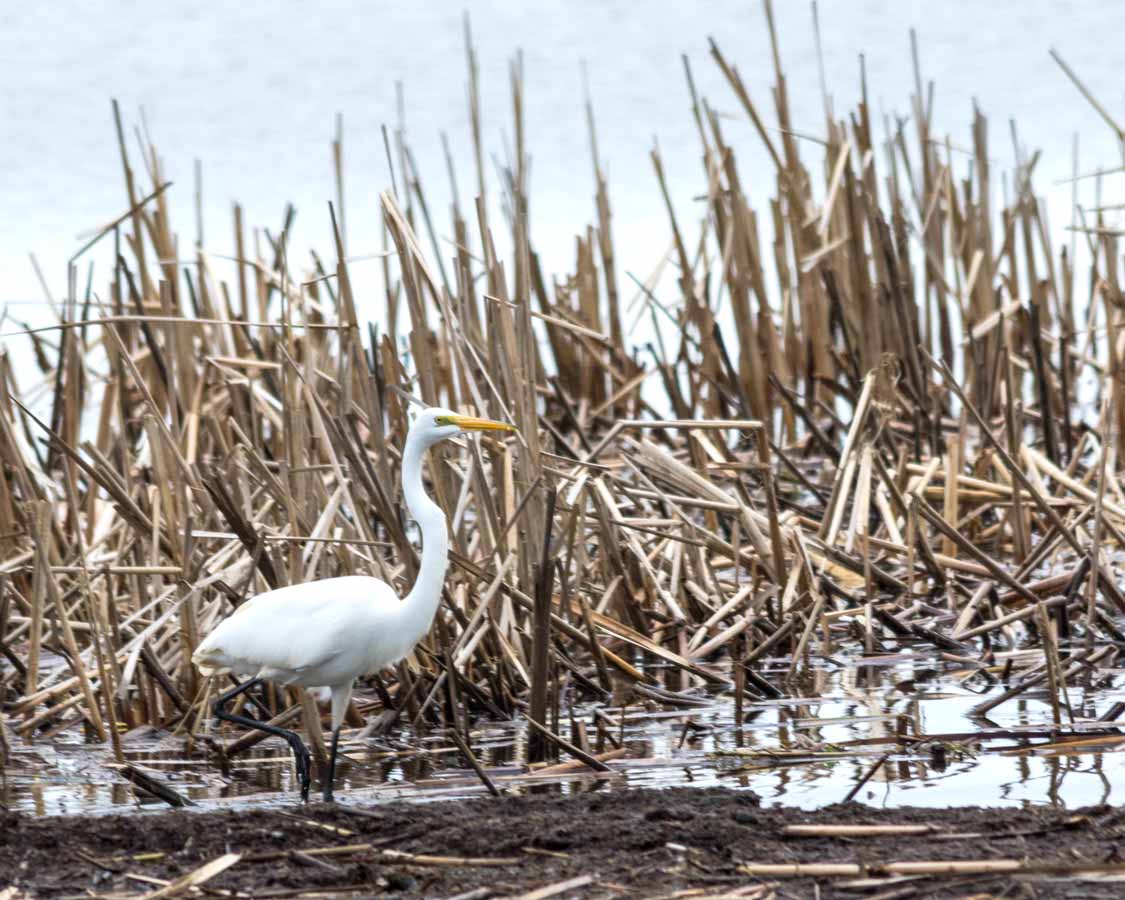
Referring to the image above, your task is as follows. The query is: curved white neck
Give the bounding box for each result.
[398,431,449,644]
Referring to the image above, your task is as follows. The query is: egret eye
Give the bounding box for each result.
[433,415,454,427]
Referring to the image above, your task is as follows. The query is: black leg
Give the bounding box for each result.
[322,726,341,803]
[212,677,312,803]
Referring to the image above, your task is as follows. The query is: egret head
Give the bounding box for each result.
[409,406,517,447]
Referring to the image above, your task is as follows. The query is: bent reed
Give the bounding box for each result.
[1,8,1123,785]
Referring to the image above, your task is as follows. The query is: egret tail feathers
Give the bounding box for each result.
[191,644,229,677]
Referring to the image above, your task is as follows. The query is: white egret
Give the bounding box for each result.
[192,407,516,802]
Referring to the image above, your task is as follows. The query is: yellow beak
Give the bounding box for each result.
[449,415,517,433]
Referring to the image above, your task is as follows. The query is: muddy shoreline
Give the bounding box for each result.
[4,787,1124,898]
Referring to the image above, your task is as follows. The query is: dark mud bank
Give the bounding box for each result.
[4,788,1124,898]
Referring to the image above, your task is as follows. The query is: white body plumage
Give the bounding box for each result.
[193,575,423,729]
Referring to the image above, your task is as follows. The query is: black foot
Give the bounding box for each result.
[294,744,311,803]
[211,677,315,803]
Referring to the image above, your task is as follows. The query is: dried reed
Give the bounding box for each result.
[1,5,1122,787]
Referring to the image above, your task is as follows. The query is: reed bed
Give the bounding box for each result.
[1,8,1124,792]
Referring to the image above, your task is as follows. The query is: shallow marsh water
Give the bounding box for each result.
[6,648,1124,817]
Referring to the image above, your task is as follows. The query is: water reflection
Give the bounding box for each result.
[4,648,1123,816]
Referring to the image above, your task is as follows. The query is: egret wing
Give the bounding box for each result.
[194,576,396,681]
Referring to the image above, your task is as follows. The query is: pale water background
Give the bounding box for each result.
[1,1,1123,333]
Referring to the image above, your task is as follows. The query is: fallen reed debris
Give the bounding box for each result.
[1,4,1124,813]
[4,788,1121,898]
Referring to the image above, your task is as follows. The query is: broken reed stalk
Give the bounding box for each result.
[0,7,1122,790]
[528,486,557,763]
[739,858,1125,878]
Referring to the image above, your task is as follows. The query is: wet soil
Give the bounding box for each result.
[3,788,1124,898]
